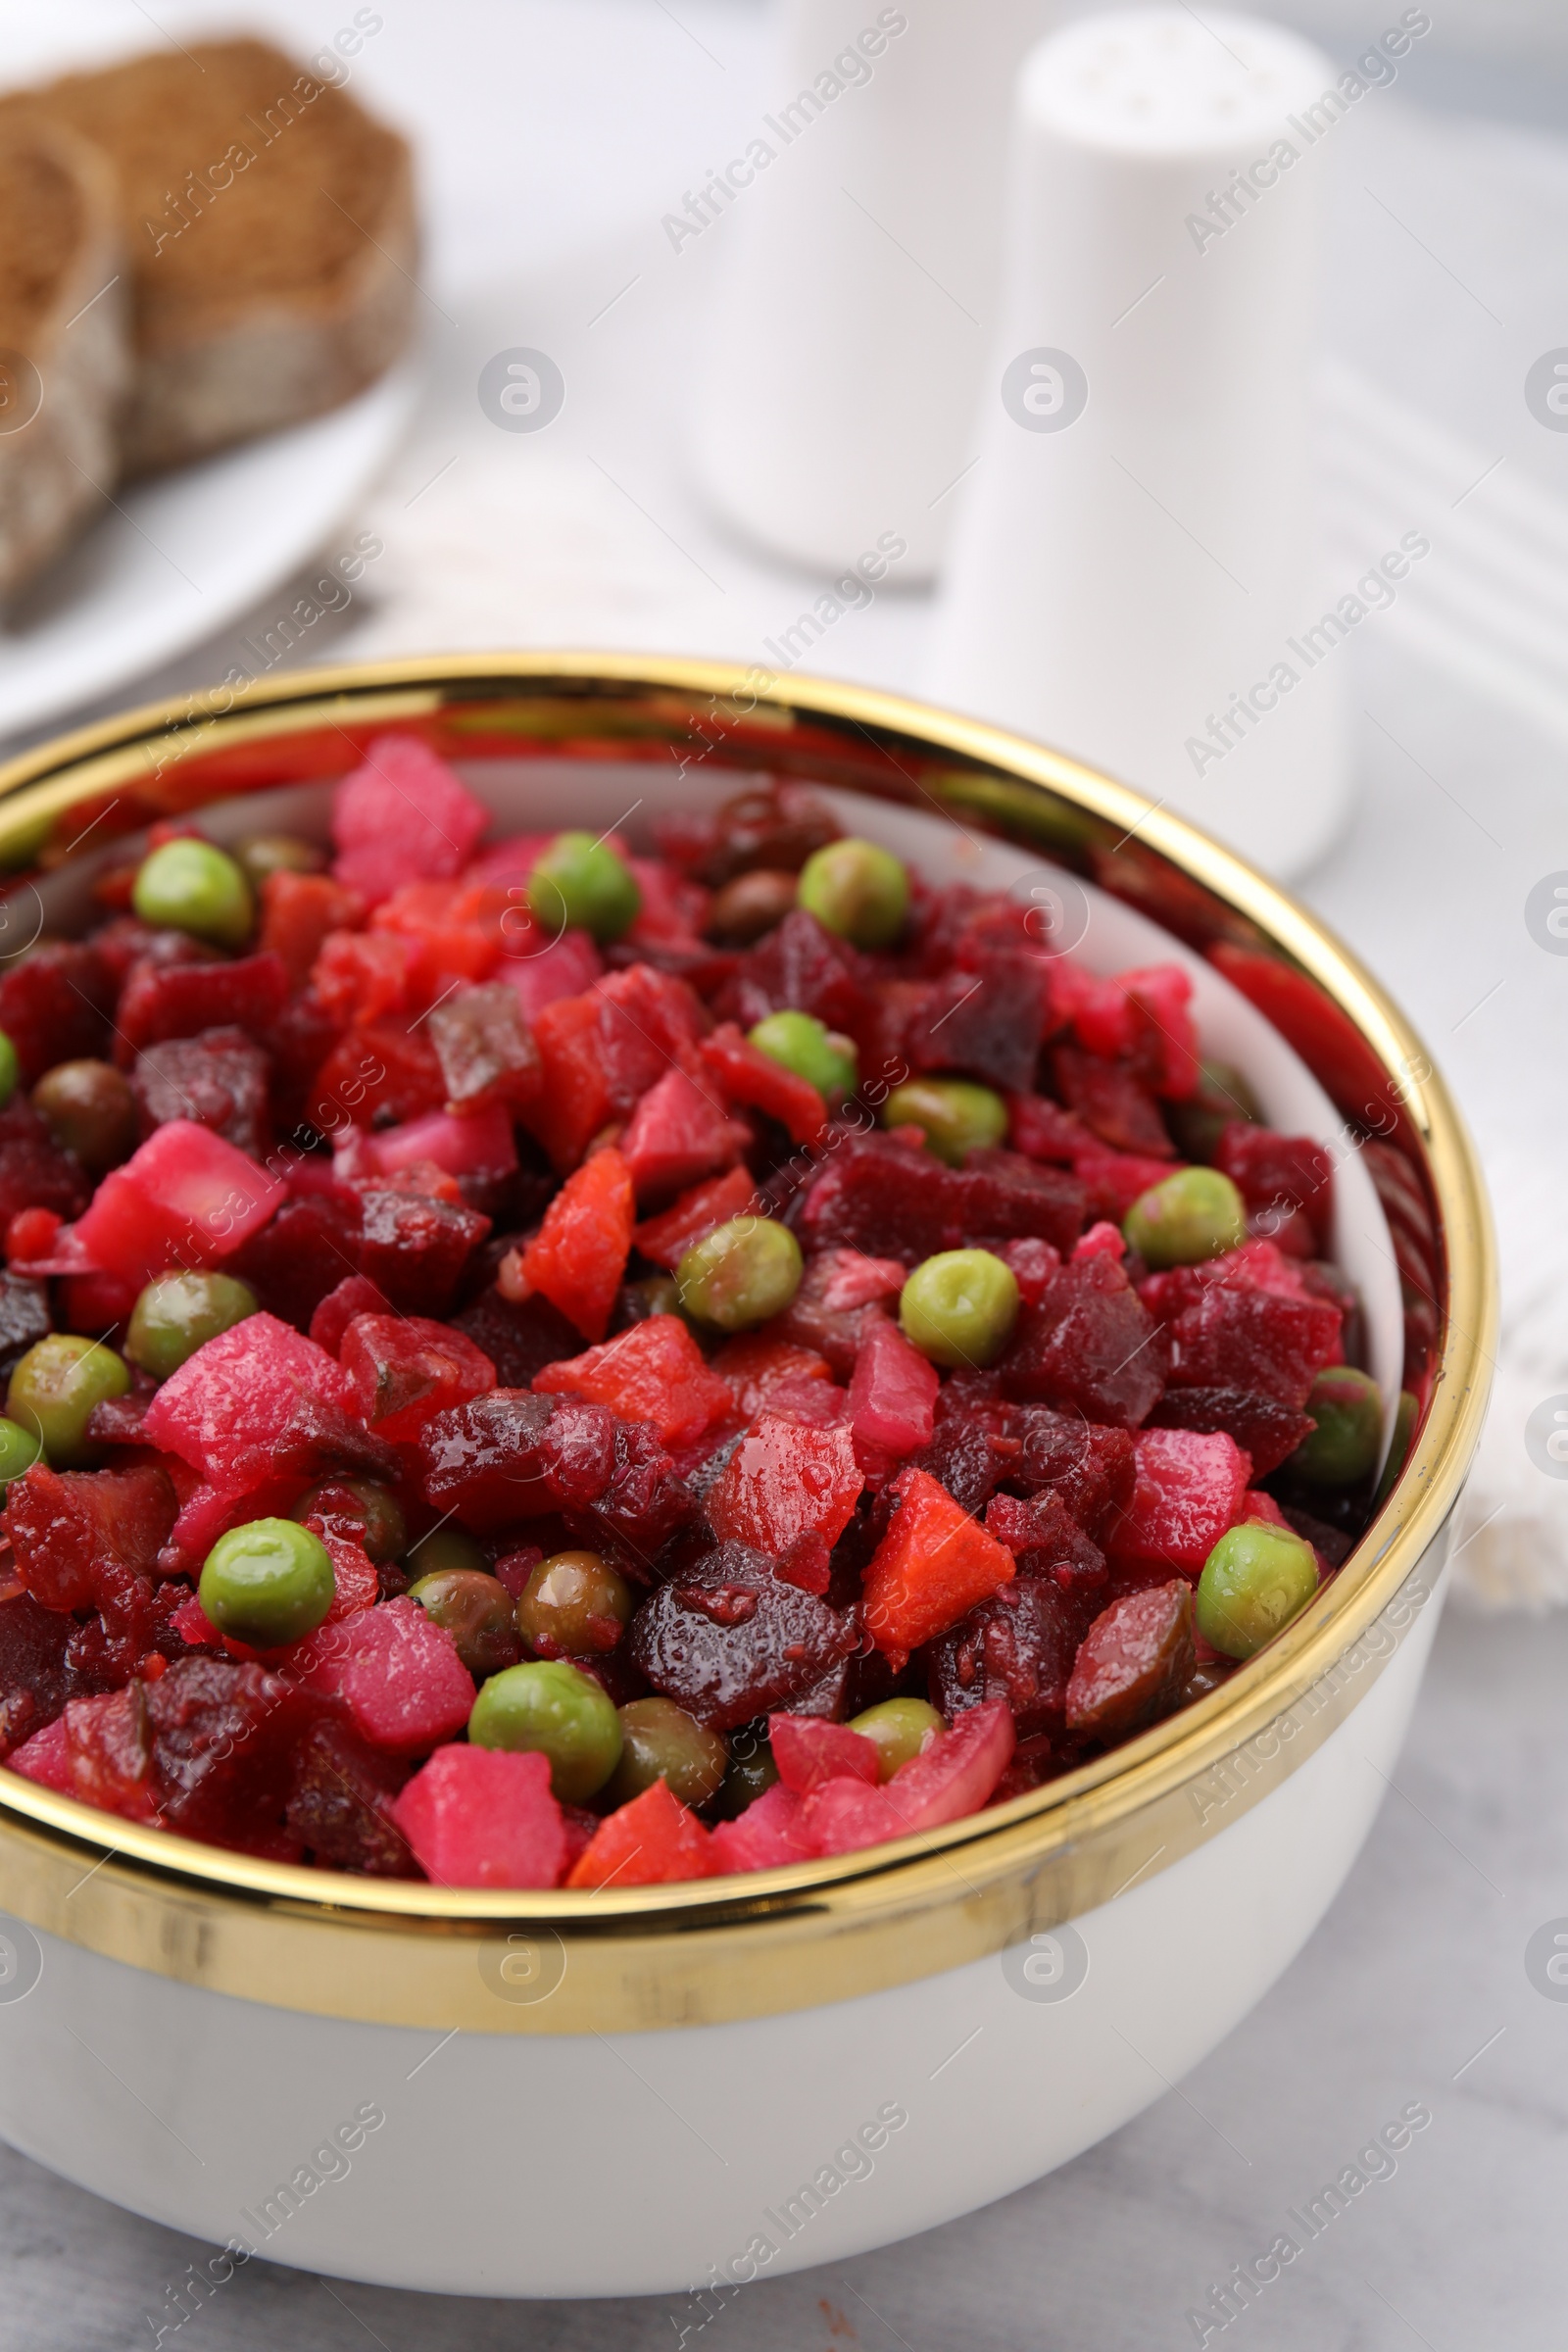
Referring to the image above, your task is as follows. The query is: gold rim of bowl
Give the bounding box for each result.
[0,655,1496,2034]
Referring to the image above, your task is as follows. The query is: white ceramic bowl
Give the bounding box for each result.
[0,658,1494,2299]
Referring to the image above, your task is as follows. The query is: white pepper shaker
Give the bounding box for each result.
[931,7,1353,877]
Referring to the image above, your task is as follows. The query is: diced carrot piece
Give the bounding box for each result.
[534,1314,733,1448]
[312,928,413,1027]
[861,1466,1015,1660]
[708,1332,832,1421]
[565,1776,716,1887]
[701,1022,827,1147]
[707,1415,863,1554]
[516,1148,635,1342]
[522,994,612,1172]
[633,1165,759,1270]
[768,1713,879,1793]
[370,879,501,1000]
[262,871,366,990]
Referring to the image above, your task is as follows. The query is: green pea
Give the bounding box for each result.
[527,832,641,944]
[6,1335,129,1466]
[1289,1367,1384,1487]
[468,1660,623,1803]
[515,1549,634,1657]
[677,1216,803,1332]
[292,1476,407,1563]
[408,1569,519,1679]
[713,1740,779,1819]
[124,1271,259,1378]
[0,1415,42,1490]
[0,1028,19,1111]
[233,833,324,888]
[1196,1523,1319,1660]
[900,1249,1018,1369]
[199,1516,336,1648]
[132,837,254,949]
[1372,1389,1418,1511]
[747,1010,857,1100]
[31,1059,138,1177]
[1165,1059,1262,1163]
[849,1697,944,1782]
[797,837,908,948]
[882,1077,1006,1167]
[404,1526,490,1580]
[600,1697,728,1812]
[1123,1167,1247,1269]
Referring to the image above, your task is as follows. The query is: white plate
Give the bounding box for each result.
[0,356,422,741]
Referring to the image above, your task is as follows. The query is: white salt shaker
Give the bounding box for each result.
[930,8,1351,877]
[688,0,1061,582]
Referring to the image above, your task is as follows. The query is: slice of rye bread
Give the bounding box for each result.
[0,121,127,602]
[0,39,416,474]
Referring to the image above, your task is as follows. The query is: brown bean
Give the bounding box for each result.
[705,868,799,945]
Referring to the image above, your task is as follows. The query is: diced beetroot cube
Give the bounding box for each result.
[330,737,488,906]
[1065,1582,1195,1740]
[585,1416,702,1559]
[9,1712,73,1790]
[620,1067,747,1204]
[286,1716,416,1877]
[883,1698,1015,1830]
[707,1415,863,1555]
[769,1712,879,1794]
[496,927,604,1024]
[714,908,873,1044]
[115,952,290,1061]
[799,1774,905,1856]
[371,1103,517,1185]
[709,1780,814,1874]
[1215,1123,1334,1248]
[567,1775,717,1887]
[5,1463,177,1611]
[312,1529,382,1623]
[861,1466,1015,1659]
[534,1315,733,1449]
[312,1021,447,1130]
[0,1098,91,1228]
[418,1392,617,1529]
[170,1592,221,1647]
[996,1237,1060,1308]
[309,1274,392,1354]
[0,1591,82,1758]
[286,1596,474,1752]
[927,1579,1095,1737]
[341,1312,496,1441]
[592,966,708,1111]
[848,1319,939,1456]
[633,1165,759,1271]
[1052,1046,1174,1158]
[709,1334,833,1422]
[231,1183,364,1331]
[915,947,1050,1095]
[1163,1284,1341,1410]
[1146,1385,1314,1476]
[514,1148,634,1343]
[1073,966,1199,1099]
[1074,1148,1192,1225]
[61,1685,159,1819]
[1240,1488,1292,1529]
[630,1544,858,1729]
[1011,1408,1137,1539]
[814,1251,906,1311]
[392,1744,565,1887]
[142,1312,373,1492]
[1007,1092,1092,1163]
[131,1027,271,1160]
[1001,1254,1166,1429]
[984,1490,1105,1585]
[75,1120,286,1287]
[517,994,610,1173]
[699,1023,827,1148]
[800,1133,1085,1267]
[145,1653,319,1848]
[0,942,112,1082]
[357,1187,490,1317]
[427,982,541,1116]
[1105,1428,1251,1577]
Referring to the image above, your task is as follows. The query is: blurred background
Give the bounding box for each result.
[2,5,1567,2344]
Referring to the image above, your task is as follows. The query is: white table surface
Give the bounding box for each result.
[1,2,1564,2339]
